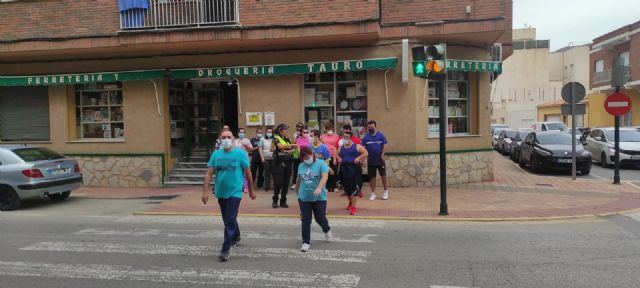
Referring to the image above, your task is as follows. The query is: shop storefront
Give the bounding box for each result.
[0,45,500,188]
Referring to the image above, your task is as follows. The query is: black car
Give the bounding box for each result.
[519,131,592,175]
[509,130,533,162]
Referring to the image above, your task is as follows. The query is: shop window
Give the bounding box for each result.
[75,83,124,139]
[0,87,50,141]
[304,72,367,137]
[428,71,469,137]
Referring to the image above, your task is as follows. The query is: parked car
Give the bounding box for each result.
[491,124,509,135]
[492,128,507,150]
[509,130,534,162]
[0,145,83,211]
[584,128,640,167]
[530,121,567,132]
[519,131,592,175]
[497,129,519,155]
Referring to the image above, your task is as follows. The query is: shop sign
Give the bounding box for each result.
[0,70,165,87]
[169,58,398,79]
[446,59,502,73]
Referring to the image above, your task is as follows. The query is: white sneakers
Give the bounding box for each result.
[370,190,390,200]
[301,243,310,252]
[290,184,296,190]
[325,231,333,242]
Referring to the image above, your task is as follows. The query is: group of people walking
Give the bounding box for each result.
[202,120,389,261]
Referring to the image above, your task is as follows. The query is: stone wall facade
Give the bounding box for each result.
[73,156,163,188]
[386,151,493,187]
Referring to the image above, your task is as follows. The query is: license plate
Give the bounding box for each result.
[50,168,70,176]
[557,159,572,163]
[632,155,640,160]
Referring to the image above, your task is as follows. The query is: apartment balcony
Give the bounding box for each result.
[592,66,631,92]
[119,0,239,31]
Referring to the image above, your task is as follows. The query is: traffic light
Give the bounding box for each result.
[411,46,427,78]
[426,44,446,79]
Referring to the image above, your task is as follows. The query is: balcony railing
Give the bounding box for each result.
[120,0,239,30]
[593,66,631,85]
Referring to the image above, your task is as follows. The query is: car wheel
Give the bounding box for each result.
[48,191,71,201]
[0,186,21,211]
[600,152,608,168]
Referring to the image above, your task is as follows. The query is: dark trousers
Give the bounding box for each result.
[262,159,274,190]
[298,199,331,244]
[217,197,241,253]
[250,158,264,188]
[273,159,292,204]
[327,160,337,191]
[292,158,301,185]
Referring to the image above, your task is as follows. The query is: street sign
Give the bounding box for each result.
[604,92,632,116]
[561,104,586,116]
[561,82,586,103]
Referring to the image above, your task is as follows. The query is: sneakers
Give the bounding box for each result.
[349,206,357,215]
[301,243,310,252]
[382,190,389,200]
[272,201,278,208]
[232,237,241,247]
[290,184,296,190]
[325,231,333,242]
[369,193,377,201]
[218,251,230,262]
[346,203,352,210]
[280,202,289,208]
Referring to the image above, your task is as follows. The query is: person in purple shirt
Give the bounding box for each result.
[361,120,389,201]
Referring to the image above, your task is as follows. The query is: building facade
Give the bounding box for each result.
[491,28,589,129]
[0,0,512,188]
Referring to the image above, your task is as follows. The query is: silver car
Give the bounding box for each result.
[584,128,640,167]
[0,145,83,211]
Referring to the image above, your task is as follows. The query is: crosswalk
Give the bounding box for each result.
[0,215,382,287]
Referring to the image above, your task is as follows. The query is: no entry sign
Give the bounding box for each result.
[605,92,632,116]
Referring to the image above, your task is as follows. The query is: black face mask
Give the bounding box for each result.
[368,127,375,134]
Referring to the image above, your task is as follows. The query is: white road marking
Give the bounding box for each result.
[628,213,640,222]
[431,286,474,288]
[116,215,386,228]
[0,261,360,288]
[20,242,371,263]
[74,228,377,243]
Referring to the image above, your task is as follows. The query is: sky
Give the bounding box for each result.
[513,0,639,51]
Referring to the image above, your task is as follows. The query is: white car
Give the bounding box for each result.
[584,128,640,167]
[530,122,567,132]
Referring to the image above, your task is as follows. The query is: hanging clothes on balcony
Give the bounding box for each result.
[119,0,150,29]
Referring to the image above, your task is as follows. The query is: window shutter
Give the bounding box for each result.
[0,87,51,141]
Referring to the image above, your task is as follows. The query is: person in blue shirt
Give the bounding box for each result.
[361,120,389,201]
[202,130,256,262]
[295,146,333,252]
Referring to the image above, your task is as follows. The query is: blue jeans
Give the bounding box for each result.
[298,199,331,244]
[218,197,242,253]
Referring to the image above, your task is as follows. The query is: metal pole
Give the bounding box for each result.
[437,77,448,216]
[614,85,621,185]
[571,82,576,180]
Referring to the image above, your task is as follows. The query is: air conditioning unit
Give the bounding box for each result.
[491,43,502,62]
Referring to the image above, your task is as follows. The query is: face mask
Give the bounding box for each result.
[368,127,375,134]
[343,139,352,146]
[304,158,314,165]
[257,134,264,138]
[221,139,233,149]
[327,130,333,136]
[238,133,246,139]
[266,133,273,138]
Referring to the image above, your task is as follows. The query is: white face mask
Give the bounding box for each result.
[303,158,314,165]
[343,139,352,146]
[257,133,264,138]
[327,130,334,135]
[266,133,273,138]
[221,139,233,149]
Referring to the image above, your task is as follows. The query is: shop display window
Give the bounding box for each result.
[304,71,367,136]
[75,82,124,139]
[428,71,470,137]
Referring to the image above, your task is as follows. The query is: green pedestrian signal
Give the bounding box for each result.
[412,61,426,77]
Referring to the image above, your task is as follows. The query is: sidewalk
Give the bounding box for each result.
[75,153,640,221]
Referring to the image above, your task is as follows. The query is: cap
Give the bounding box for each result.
[277,123,289,130]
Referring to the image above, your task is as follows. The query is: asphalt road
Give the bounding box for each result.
[1,197,640,287]
[495,151,640,185]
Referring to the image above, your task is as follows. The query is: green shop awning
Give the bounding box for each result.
[169,57,398,79]
[0,70,165,86]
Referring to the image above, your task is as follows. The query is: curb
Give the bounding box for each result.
[133,207,640,222]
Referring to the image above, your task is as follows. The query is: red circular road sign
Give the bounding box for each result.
[605,92,632,116]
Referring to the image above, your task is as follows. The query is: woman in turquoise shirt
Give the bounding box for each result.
[295,146,333,252]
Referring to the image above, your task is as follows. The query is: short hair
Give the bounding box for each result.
[368,120,377,126]
[312,130,321,137]
[299,146,315,161]
[256,127,263,132]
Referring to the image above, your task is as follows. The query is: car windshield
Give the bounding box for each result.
[605,130,640,142]
[13,147,65,162]
[545,123,566,131]
[505,131,518,138]
[537,133,577,145]
[493,129,506,136]
[518,132,530,139]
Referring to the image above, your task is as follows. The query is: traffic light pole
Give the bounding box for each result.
[437,77,449,216]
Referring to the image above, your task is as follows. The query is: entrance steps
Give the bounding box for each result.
[164,148,214,186]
